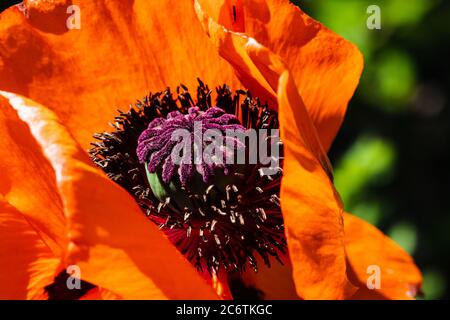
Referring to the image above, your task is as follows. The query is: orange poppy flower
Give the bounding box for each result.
[0,0,421,300]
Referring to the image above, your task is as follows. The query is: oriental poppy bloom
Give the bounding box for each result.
[0,0,422,300]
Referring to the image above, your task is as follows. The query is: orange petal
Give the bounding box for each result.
[278,68,357,300]
[0,196,60,299]
[0,96,63,298]
[0,96,67,257]
[1,91,219,299]
[344,213,422,300]
[197,0,363,150]
[195,2,278,109]
[0,0,240,150]
[194,3,356,299]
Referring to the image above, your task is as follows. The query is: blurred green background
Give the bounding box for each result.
[295,0,450,299]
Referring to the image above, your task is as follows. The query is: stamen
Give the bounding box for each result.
[89,79,285,275]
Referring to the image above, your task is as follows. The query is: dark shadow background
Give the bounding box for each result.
[296,0,450,299]
[0,1,22,13]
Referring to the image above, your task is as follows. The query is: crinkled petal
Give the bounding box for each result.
[194,1,356,299]
[0,96,64,299]
[0,96,67,257]
[0,0,240,150]
[1,91,219,300]
[0,197,60,299]
[197,0,363,149]
[344,213,422,300]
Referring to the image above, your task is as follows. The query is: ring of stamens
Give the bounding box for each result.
[89,79,286,274]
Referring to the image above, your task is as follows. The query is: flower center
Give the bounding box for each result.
[136,106,247,213]
[89,80,286,274]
